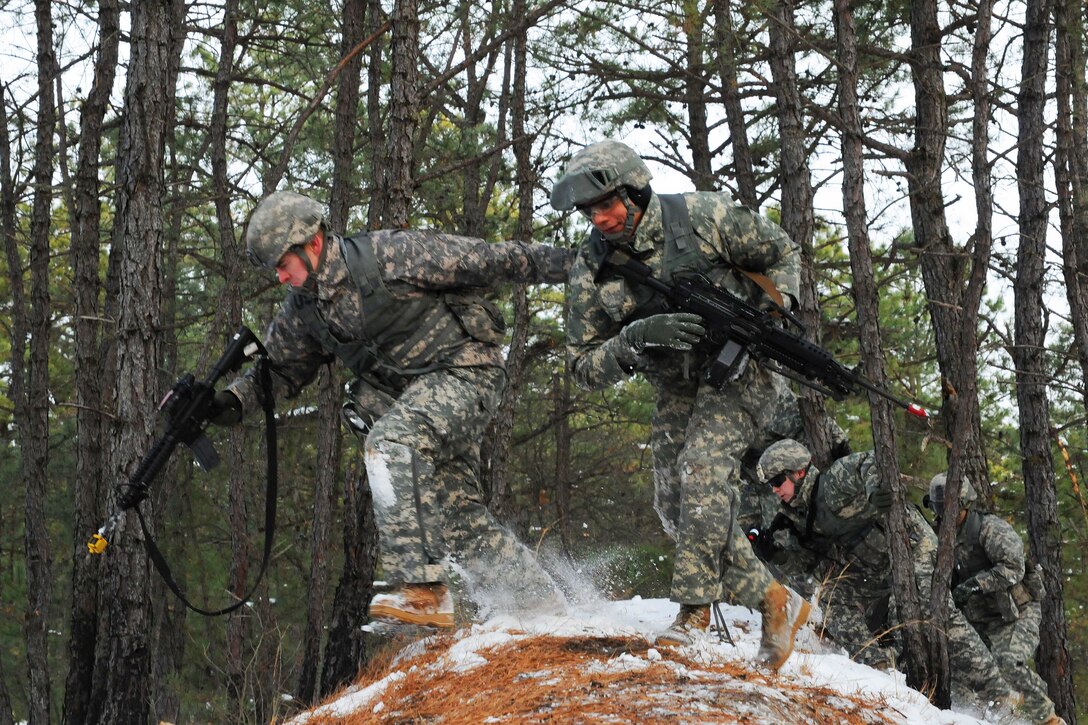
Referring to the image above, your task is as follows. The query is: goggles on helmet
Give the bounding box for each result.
[551,168,622,211]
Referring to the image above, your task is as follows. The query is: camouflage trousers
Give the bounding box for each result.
[358,366,562,612]
[649,363,777,606]
[972,602,1055,724]
[814,567,897,670]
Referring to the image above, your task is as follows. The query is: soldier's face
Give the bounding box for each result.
[274,233,323,287]
[770,471,800,504]
[581,194,641,237]
[275,251,311,286]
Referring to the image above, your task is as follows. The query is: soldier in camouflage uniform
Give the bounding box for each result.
[928,473,1063,725]
[551,139,810,670]
[758,441,1020,713]
[210,190,572,627]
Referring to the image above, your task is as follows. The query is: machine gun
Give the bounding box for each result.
[603,249,929,419]
[89,326,264,554]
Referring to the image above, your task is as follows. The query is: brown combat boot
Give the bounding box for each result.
[757,582,811,671]
[368,582,455,628]
[654,604,712,647]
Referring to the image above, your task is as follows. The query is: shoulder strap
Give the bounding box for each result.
[657,193,696,251]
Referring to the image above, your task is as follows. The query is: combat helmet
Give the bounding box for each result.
[550,140,652,241]
[926,471,978,516]
[245,190,327,268]
[756,439,813,484]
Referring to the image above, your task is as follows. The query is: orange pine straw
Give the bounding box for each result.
[298,634,901,724]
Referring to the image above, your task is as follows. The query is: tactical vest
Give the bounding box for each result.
[289,233,501,392]
[955,509,1034,622]
[583,193,717,323]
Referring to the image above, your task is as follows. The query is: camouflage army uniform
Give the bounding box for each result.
[954,509,1055,723]
[229,229,571,610]
[776,452,1016,705]
[566,190,800,608]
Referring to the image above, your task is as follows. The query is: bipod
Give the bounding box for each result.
[710,601,734,646]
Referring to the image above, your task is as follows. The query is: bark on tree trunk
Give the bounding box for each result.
[298,367,342,704]
[682,6,713,192]
[0,75,20,725]
[768,0,841,469]
[1017,0,1078,717]
[320,464,379,697]
[63,4,119,723]
[90,1,178,721]
[484,0,532,519]
[1054,0,1088,413]
[384,0,420,228]
[834,0,944,699]
[712,1,758,208]
[24,2,58,721]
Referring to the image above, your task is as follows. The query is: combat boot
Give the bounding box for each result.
[757,581,811,671]
[654,604,711,647]
[368,582,455,628]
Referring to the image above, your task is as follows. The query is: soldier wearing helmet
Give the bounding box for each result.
[754,443,1020,713]
[211,190,574,629]
[927,473,1061,725]
[552,139,806,669]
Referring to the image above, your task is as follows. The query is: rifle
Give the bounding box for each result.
[87,327,277,617]
[603,249,928,419]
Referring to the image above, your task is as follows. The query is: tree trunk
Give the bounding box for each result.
[63,2,119,722]
[484,0,531,518]
[1054,0,1088,411]
[767,0,840,469]
[712,0,758,208]
[683,5,712,192]
[365,0,387,230]
[24,2,58,721]
[0,72,21,725]
[1016,0,1077,718]
[833,0,942,698]
[320,464,379,697]
[298,367,342,704]
[384,0,420,228]
[90,0,178,721]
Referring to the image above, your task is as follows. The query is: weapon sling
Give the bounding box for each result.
[135,357,279,616]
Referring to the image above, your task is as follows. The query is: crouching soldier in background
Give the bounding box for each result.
[927,473,1064,725]
[210,190,572,628]
[757,441,1020,715]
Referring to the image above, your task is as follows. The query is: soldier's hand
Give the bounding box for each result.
[208,389,243,426]
[621,313,706,353]
[868,487,894,514]
[952,578,982,606]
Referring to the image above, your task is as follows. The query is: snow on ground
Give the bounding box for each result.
[288,595,1026,724]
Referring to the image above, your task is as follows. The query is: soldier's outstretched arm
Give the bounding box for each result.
[379,230,574,288]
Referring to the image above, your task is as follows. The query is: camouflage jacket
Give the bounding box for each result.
[955,510,1031,623]
[565,191,801,390]
[229,230,571,414]
[777,451,895,578]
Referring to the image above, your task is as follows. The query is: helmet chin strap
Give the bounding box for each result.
[293,230,330,297]
[601,187,641,243]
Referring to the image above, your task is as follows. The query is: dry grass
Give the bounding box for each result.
[296,632,904,725]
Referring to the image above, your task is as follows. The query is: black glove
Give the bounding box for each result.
[868,487,894,514]
[952,578,983,606]
[621,313,705,353]
[208,389,243,426]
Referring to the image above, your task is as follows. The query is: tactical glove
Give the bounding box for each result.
[621,312,706,354]
[868,487,894,513]
[952,578,983,606]
[208,389,243,426]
